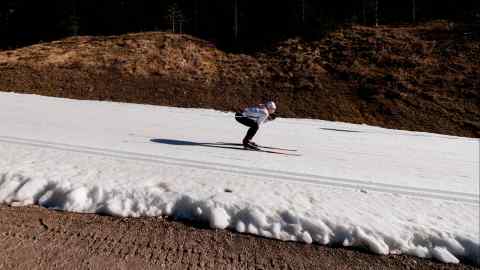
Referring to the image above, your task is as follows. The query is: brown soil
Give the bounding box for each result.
[0,21,479,269]
[1,205,478,270]
[0,21,478,137]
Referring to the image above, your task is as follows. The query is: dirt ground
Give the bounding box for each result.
[0,205,477,270]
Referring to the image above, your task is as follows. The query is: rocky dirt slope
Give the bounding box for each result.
[0,21,478,137]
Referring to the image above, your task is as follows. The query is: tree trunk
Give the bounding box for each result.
[234,0,238,41]
[301,0,305,25]
[375,0,379,27]
[362,0,367,25]
[412,0,416,23]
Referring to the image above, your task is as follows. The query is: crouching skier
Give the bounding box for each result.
[234,101,277,150]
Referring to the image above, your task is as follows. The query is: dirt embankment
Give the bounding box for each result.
[1,205,478,270]
[0,21,478,137]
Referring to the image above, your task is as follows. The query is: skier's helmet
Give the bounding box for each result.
[266,101,276,111]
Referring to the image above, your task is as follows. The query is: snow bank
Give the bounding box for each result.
[0,164,478,265]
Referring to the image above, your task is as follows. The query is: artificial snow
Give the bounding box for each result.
[0,92,478,265]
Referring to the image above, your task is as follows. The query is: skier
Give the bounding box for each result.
[235,101,277,150]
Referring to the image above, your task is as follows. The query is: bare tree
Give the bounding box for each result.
[165,3,185,33]
[178,13,186,34]
[361,0,378,26]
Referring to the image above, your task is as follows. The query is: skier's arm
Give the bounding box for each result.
[256,112,269,124]
[267,113,277,121]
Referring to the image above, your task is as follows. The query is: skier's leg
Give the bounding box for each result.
[235,113,259,147]
[243,123,259,145]
[235,113,251,126]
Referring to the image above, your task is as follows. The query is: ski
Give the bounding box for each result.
[216,142,297,152]
[243,147,301,156]
[254,144,297,152]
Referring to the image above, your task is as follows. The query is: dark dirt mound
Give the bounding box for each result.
[0,21,478,137]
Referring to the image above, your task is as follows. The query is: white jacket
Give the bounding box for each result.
[241,105,270,124]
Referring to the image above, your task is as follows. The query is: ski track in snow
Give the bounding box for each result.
[1,135,477,204]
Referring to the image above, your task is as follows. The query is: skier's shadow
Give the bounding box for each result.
[150,138,244,150]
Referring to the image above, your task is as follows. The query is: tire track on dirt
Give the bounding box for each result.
[0,135,477,204]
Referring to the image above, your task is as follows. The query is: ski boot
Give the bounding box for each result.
[243,140,259,150]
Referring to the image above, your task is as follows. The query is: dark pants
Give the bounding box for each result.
[235,112,259,144]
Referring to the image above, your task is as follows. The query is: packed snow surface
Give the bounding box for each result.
[0,92,478,264]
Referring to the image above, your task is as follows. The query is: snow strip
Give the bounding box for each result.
[0,92,478,265]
